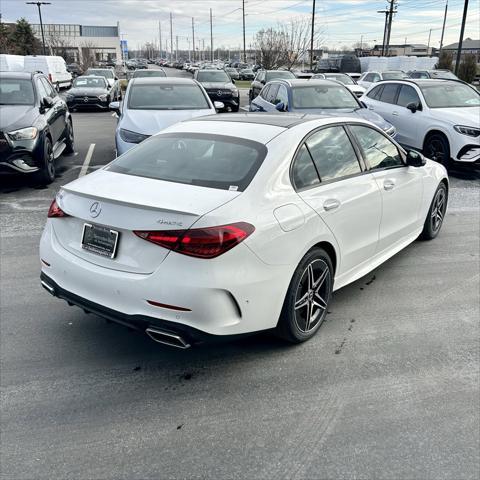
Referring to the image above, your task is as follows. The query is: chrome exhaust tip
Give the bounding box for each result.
[145,328,191,349]
[41,280,55,295]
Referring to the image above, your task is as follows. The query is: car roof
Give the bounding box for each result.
[130,77,196,85]
[377,78,467,87]
[270,78,340,88]
[194,112,337,128]
[0,71,34,79]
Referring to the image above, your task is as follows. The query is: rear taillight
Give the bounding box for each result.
[134,222,255,259]
[48,73,52,83]
[48,199,69,218]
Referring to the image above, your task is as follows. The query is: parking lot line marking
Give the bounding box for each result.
[79,143,95,177]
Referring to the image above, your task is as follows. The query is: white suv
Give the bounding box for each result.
[358,71,409,89]
[360,79,480,168]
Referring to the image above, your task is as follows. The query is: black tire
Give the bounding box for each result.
[36,136,55,185]
[275,248,333,343]
[64,119,75,154]
[420,182,448,240]
[231,104,240,112]
[248,90,253,104]
[424,132,450,168]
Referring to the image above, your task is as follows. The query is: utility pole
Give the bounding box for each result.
[191,17,195,62]
[159,21,162,58]
[455,0,469,75]
[404,37,407,55]
[439,0,448,53]
[385,0,397,56]
[26,2,51,55]
[378,9,389,56]
[427,28,432,56]
[175,35,178,61]
[310,0,316,70]
[210,8,213,62]
[170,12,173,62]
[242,0,246,63]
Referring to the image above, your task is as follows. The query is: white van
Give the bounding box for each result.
[23,55,72,89]
[0,54,25,71]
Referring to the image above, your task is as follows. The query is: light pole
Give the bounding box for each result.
[26,2,51,55]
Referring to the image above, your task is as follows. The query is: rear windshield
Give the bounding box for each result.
[128,83,210,110]
[382,72,408,80]
[87,69,114,79]
[324,73,355,85]
[292,84,359,109]
[420,83,480,108]
[133,70,166,78]
[265,71,296,81]
[197,71,231,83]
[107,133,267,191]
[0,78,35,105]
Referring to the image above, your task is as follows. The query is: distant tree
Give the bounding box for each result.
[437,50,453,70]
[80,40,97,70]
[48,35,74,62]
[254,28,286,70]
[10,18,40,55]
[0,22,13,53]
[457,53,477,83]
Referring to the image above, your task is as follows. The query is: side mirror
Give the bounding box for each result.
[275,102,286,112]
[406,102,420,113]
[109,101,121,113]
[214,101,224,111]
[42,96,54,109]
[406,149,426,167]
[232,79,236,84]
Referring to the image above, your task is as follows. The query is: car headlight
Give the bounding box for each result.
[7,127,38,140]
[98,94,108,101]
[119,128,150,144]
[454,125,480,137]
[65,93,74,100]
[231,88,239,96]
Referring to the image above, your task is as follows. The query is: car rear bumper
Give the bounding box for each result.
[40,221,291,338]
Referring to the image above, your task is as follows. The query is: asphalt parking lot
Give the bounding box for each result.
[1,67,479,479]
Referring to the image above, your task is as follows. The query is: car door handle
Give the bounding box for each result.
[368,105,374,110]
[392,111,399,116]
[383,179,396,190]
[323,199,341,211]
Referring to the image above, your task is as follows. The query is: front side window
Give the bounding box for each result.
[292,85,359,109]
[397,85,421,108]
[291,144,320,190]
[420,83,480,108]
[379,83,399,104]
[350,125,403,170]
[128,83,209,110]
[306,126,361,181]
[107,133,267,191]
[40,77,56,98]
[196,71,230,83]
[265,84,279,103]
[259,85,270,100]
[0,78,35,105]
[36,79,49,100]
[274,85,289,107]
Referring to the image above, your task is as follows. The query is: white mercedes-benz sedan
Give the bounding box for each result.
[40,114,448,348]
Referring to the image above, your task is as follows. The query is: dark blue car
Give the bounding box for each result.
[249,79,396,137]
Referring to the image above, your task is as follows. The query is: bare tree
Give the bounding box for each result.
[80,40,96,70]
[47,35,74,62]
[254,28,286,70]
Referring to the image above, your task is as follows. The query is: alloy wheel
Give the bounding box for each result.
[427,138,446,164]
[430,187,446,233]
[293,259,331,333]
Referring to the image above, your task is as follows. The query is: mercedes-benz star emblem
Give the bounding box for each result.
[217,90,223,96]
[89,202,101,218]
[84,97,89,103]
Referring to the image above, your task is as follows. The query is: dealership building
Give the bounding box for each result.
[31,23,122,64]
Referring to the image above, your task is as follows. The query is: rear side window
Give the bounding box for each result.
[107,133,267,191]
[367,85,383,100]
[350,125,403,170]
[291,145,320,190]
[379,84,399,104]
[306,126,361,181]
[397,85,421,108]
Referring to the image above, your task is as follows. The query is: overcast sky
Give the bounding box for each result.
[1,0,479,51]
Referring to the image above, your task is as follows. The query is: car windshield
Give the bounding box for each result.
[242,69,254,73]
[420,83,480,108]
[324,74,355,85]
[292,85,359,109]
[107,133,267,191]
[0,78,35,105]
[133,70,166,78]
[197,71,231,83]
[87,69,114,79]
[128,83,210,110]
[265,71,296,81]
[430,71,457,79]
[73,77,106,88]
[382,72,408,80]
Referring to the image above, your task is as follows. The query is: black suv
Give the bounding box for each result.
[194,69,240,112]
[249,70,296,102]
[0,71,74,184]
